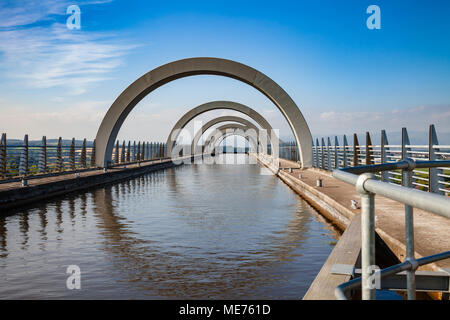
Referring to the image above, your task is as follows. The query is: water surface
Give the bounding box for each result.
[0,155,339,299]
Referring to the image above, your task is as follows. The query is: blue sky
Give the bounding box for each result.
[0,0,449,143]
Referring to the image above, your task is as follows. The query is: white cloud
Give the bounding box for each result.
[0,0,134,94]
[310,105,450,136]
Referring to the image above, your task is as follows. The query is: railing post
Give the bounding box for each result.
[380,130,389,182]
[327,137,332,171]
[70,138,76,171]
[0,133,6,178]
[120,141,125,164]
[138,141,142,162]
[143,141,146,160]
[19,134,29,177]
[321,138,325,170]
[429,124,443,194]
[126,141,131,162]
[315,138,320,168]
[356,173,376,300]
[366,132,373,165]
[353,133,359,166]
[402,128,416,300]
[334,136,339,169]
[90,139,96,168]
[132,141,136,162]
[312,139,316,168]
[80,138,86,168]
[343,135,348,168]
[57,137,63,172]
[115,140,119,164]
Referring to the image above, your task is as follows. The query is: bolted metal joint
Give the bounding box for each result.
[355,173,376,195]
[405,258,419,272]
[403,157,416,171]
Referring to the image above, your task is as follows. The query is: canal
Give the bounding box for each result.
[0,155,339,299]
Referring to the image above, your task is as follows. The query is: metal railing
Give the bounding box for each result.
[333,158,450,300]
[0,133,167,180]
[312,125,450,195]
[279,141,300,162]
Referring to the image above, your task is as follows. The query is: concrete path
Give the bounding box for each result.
[277,158,450,272]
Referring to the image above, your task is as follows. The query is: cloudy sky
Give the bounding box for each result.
[0,0,449,144]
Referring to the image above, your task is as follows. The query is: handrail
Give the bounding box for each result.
[333,170,450,219]
[332,158,450,300]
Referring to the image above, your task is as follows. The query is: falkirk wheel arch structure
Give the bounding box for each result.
[203,124,259,154]
[94,57,312,168]
[166,100,277,157]
[190,115,271,155]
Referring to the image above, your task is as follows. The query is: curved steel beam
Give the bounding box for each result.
[203,124,260,154]
[191,116,262,155]
[94,57,312,168]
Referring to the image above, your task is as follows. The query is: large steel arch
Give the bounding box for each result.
[167,100,275,156]
[191,115,262,155]
[203,124,260,153]
[95,57,312,168]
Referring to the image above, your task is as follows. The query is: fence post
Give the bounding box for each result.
[1,133,7,178]
[320,138,325,170]
[126,141,131,162]
[90,139,96,168]
[334,136,339,169]
[380,130,390,182]
[327,137,332,170]
[312,139,315,167]
[57,137,63,172]
[19,134,29,177]
[70,138,76,170]
[401,127,416,300]
[142,141,146,160]
[132,141,136,162]
[343,135,348,168]
[401,127,411,185]
[115,140,119,164]
[120,141,125,163]
[356,173,376,300]
[353,133,359,166]
[137,141,141,162]
[80,138,87,168]
[366,132,373,165]
[429,124,443,195]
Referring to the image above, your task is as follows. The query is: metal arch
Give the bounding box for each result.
[191,116,263,155]
[168,101,276,156]
[94,57,312,168]
[203,124,260,154]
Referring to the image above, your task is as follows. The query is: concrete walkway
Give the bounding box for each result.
[0,159,174,211]
[277,158,450,272]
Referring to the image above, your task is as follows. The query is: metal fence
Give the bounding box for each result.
[312,125,450,195]
[0,133,167,180]
[279,141,300,162]
[333,159,450,300]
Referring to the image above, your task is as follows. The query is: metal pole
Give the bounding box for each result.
[356,173,376,300]
[403,167,416,300]
[401,128,416,299]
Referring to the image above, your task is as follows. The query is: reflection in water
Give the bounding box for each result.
[0,155,338,299]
